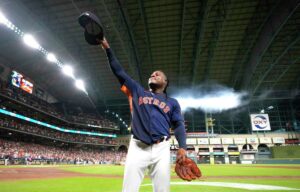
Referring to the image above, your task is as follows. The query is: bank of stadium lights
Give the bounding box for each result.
[0,10,87,94]
[46,53,57,63]
[23,34,41,50]
[105,110,128,128]
[0,11,18,32]
[75,79,88,94]
[260,106,274,114]
[62,65,75,78]
[0,11,6,23]
[75,79,86,92]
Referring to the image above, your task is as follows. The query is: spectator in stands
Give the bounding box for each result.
[0,138,126,165]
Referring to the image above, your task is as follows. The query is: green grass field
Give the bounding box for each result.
[0,164,300,192]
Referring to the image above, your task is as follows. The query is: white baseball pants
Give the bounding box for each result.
[122,136,170,192]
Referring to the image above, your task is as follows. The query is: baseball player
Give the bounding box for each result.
[100,38,187,192]
[78,11,200,192]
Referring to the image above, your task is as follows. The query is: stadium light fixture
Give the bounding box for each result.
[0,9,89,95]
[23,34,41,50]
[0,12,15,31]
[62,65,74,78]
[0,11,23,36]
[75,79,87,93]
[46,53,57,63]
[0,11,8,24]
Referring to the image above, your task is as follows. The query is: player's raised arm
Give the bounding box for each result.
[100,38,132,86]
[78,11,136,89]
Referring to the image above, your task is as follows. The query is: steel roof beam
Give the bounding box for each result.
[178,0,187,87]
[117,0,143,84]
[241,0,300,90]
[230,0,280,88]
[203,0,230,82]
[251,94,299,101]
[271,56,300,87]
[33,0,107,108]
[138,0,153,72]
[100,0,136,78]
[251,34,300,96]
[191,0,208,86]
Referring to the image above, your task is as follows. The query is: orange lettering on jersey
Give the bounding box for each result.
[138,96,170,114]
[139,97,143,105]
[143,97,149,104]
[159,102,166,109]
[163,106,170,113]
[153,99,159,106]
[148,97,154,104]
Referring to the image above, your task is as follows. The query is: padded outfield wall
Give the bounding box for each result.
[254,146,300,164]
[271,146,300,158]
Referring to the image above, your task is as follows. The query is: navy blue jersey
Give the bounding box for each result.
[121,80,184,144]
[105,48,186,147]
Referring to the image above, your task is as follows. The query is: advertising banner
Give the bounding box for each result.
[234,138,246,144]
[247,137,259,144]
[222,138,233,144]
[210,138,221,145]
[186,138,197,145]
[198,138,209,145]
[228,152,240,155]
[273,137,285,144]
[259,137,272,144]
[250,114,271,131]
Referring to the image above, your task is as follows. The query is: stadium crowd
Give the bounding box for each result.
[0,78,128,165]
[0,139,126,165]
[0,79,118,129]
[0,117,116,145]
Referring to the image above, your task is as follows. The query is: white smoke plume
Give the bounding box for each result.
[170,84,249,113]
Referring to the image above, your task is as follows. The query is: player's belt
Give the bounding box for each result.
[133,135,169,145]
[154,136,170,144]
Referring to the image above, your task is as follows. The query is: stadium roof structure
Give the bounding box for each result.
[0,0,299,132]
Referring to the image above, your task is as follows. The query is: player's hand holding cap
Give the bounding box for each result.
[78,11,104,45]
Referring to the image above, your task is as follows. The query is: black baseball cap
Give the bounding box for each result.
[78,11,104,45]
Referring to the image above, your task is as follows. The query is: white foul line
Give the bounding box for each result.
[141,182,299,190]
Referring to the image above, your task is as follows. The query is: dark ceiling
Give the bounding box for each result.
[0,0,299,125]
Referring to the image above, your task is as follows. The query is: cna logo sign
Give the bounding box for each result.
[250,114,271,131]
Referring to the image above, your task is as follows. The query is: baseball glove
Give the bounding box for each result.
[175,149,202,181]
[78,11,104,45]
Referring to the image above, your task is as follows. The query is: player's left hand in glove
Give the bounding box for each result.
[175,148,202,181]
[78,11,104,45]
